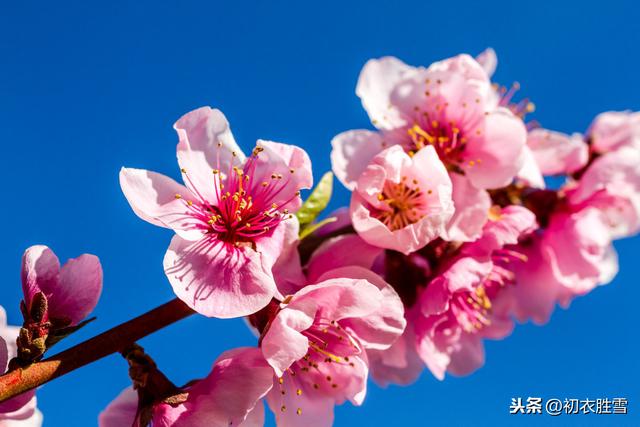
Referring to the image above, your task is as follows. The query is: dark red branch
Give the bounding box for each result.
[0,298,194,403]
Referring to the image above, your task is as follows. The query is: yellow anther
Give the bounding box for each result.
[174,194,182,199]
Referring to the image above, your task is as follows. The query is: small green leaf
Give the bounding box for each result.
[299,216,338,240]
[296,172,334,228]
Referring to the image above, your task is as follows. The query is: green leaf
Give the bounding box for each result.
[299,216,337,240]
[296,172,334,228]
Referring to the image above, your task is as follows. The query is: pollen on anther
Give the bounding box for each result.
[296,408,302,416]
[180,168,187,173]
[296,389,302,396]
[281,406,286,412]
[278,377,284,385]
[174,194,182,199]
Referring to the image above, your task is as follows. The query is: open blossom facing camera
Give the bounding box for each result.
[120,107,313,318]
[350,145,454,253]
[258,266,405,427]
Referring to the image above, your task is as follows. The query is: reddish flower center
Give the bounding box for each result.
[175,146,299,245]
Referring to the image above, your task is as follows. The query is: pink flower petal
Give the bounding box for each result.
[49,254,102,325]
[356,57,413,130]
[260,306,313,376]
[176,347,274,427]
[266,377,335,427]
[368,325,424,387]
[446,333,484,377]
[316,266,406,350]
[258,140,313,192]
[305,234,383,284]
[526,128,588,175]
[270,219,306,298]
[589,110,640,153]
[119,168,199,234]
[570,148,640,239]
[98,387,138,427]
[174,107,245,203]
[330,130,386,190]
[516,146,545,188]
[475,48,497,78]
[445,173,491,242]
[163,235,276,318]
[21,245,60,307]
[463,108,527,189]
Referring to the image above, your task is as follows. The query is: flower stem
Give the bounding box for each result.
[0,298,194,403]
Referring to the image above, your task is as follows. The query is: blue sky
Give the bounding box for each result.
[1,1,638,426]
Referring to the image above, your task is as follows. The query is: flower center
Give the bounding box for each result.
[175,146,299,245]
[372,177,428,230]
[407,120,469,167]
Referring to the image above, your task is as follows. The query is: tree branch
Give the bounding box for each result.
[0,298,194,403]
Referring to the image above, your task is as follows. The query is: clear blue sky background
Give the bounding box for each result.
[1,1,638,426]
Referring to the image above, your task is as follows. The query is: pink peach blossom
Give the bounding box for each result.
[512,206,617,324]
[414,206,536,379]
[21,245,102,326]
[261,271,405,427]
[526,128,588,175]
[332,53,527,192]
[304,234,423,386]
[349,145,454,254]
[589,111,640,153]
[569,147,640,239]
[120,107,313,318]
[0,307,43,427]
[99,347,273,427]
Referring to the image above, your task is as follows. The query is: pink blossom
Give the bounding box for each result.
[512,205,618,325]
[332,53,527,192]
[304,234,423,386]
[99,347,273,427]
[526,128,589,175]
[589,111,640,153]
[568,147,640,239]
[0,307,42,427]
[120,107,313,318]
[414,206,536,379]
[260,270,405,427]
[349,145,454,254]
[21,245,102,326]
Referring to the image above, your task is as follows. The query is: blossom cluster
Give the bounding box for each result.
[2,49,639,426]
